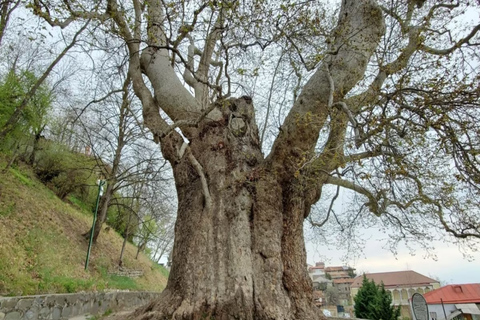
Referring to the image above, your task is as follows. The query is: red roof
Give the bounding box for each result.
[424,284,480,304]
[309,266,324,270]
[325,266,348,272]
[351,271,438,288]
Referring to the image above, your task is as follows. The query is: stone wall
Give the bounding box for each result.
[329,318,369,320]
[0,291,161,320]
[109,268,144,278]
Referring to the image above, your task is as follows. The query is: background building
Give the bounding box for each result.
[351,270,440,318]
[309,262,356,307]
[333,278,355,306]
[424,283,480,320]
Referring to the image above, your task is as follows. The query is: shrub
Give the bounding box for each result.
[34,141,98,200]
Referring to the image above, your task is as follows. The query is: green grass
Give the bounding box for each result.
[0,154,168,296]
[103,309,113,317]
[107,274,138,290]
[38,270,102,293]
[9,167,33,186]
[68,195,93,214]
[97,265,138,290]
[151,262,170,278]
[0,201,15,217]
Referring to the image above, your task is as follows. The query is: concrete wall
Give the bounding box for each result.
[428,303,457,320]
[0,291,161,320]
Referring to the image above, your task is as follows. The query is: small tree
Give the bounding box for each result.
[354,275,378,319]
[354,275,400,320]
[325,286,339,306]
[0,69,52,167]
[373,283,401,320]
[348,269,357,279]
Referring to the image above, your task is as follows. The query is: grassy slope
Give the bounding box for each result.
[0,158,168,296]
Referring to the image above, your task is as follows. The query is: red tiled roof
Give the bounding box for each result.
[351,271,438,288]
[309,266,324,270]
[333,278,355,284]
[325,266,348,272]
[424,284,480,304]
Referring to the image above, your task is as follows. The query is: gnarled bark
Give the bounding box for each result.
[123,97,315,320]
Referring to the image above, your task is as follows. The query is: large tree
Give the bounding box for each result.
[29,0,480,319]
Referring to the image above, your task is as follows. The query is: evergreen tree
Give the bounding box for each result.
[373,283,401,320]
[354,275,401,320]
[354,275,378,319]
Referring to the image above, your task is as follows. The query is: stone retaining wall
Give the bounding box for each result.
[109,269,144,278]
[0,291,161,320]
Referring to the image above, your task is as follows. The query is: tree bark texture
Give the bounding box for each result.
[130,98,316,320]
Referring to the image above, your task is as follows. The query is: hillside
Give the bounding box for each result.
[0,156,169,296]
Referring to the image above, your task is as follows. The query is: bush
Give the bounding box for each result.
[34,141,98,200]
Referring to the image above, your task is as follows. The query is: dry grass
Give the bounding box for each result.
[0,159,168,296]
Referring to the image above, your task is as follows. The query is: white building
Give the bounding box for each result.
[424,284,480,320]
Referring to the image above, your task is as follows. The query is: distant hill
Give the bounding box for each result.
[0,156,168,296]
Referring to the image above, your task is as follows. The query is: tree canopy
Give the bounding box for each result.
[21,0,480,252]
[0,70,52,142]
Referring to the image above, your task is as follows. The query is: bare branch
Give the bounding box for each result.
[30,0,108,29]
[72,89,124,125]
[0,19,91,139]
[0,0,21,46]
[267,0,385,182]
[420,24,480,55]
[325,176,383,217]
[308,184,340,228]
[194,9,225,106]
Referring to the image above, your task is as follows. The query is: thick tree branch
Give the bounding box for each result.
[186,149,212,209]
[139,1,220,124]
[194,10,224,107]
[30,0,108,28]
[0,0,20,46]
[267,0,385,182]
[325,176,383,217]
[342,147,393,163]
[347,1,474,110]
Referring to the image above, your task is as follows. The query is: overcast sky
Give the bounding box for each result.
[306,237,480,285]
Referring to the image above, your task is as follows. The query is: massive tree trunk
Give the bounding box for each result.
[111,0,384,318]
[130,97,316,320]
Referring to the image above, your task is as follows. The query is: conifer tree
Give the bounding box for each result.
[354,275,401,320]
[376,283,401,320]
[354,275,378,319]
